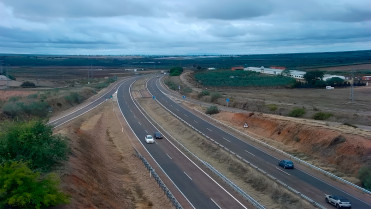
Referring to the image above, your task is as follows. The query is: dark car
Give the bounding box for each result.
[278,160,294,169]
[154,132,163,139]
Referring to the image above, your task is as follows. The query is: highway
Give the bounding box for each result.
[116,78,251,209]
[146,76,371,209]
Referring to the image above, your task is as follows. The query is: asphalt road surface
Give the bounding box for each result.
[146,76,371,209]
[116,78,251,209]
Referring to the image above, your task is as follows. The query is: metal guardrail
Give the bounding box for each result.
[134,148,183,209]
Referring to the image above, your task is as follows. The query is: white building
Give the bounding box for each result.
[323,74,346,81]
[244,66,283,75]
[288,70,306,80]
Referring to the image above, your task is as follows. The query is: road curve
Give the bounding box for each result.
[147,76,371,209]
[116,77,251,209]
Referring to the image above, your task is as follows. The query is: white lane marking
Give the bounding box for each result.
[138,121,142,126]
[211,198,222,209]
[207,128,212,132]
[175,108,179,111]
[244,150,255,157]
[184,114,188,117]
[222,137,231,143]
[167,153,172,160]
[184,171,192,181]
[194,120,198,123]
[276,167,291,176]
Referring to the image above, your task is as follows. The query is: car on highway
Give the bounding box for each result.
[325,194,351,208]
[145,135,155,144]
[154,131,163,139]
[278,160,294,169]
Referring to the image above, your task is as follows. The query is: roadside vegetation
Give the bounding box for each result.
[358,166,371,191]
[0,120,70,208]
[205,105,219,114]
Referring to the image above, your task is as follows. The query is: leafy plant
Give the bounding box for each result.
[289,108,306,117]
[210,92,222,102]
[169,67,183,76]
[21,81,36,88]
[164,80,178,90]
[64,92,83,104]
[205,105,219,114]
[358,166,371,190]
[267,104,278,111]
[0,120,69,172]
[198,90,210,98]
[313,112,333,120]
[0,161,69,209]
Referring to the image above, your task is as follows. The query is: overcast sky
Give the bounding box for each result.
[1,0,370,55]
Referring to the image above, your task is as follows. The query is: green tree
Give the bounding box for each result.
[169,67,183,76]
[21,81,36,88]
[206,106,219,114]
[304,70,324,86]
[0,161,69,209]
[0,120,69,172]
[289,108,306,117]
[326,77,344,86]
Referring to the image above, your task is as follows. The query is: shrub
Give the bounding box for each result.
[210,92,222,102]
[198,90,210,98]
[2,102,25,117]
[27,93,39,99]
[8,96,21,102]
[205,106,219,114]
[169,67,183,76]
[313,112,333,120]
[0,161,69,209]
[21,81,36,88]
[164,80,178,91]
[2,101,50,118]
[0,120,69,172]
[289,108,306,117]
[358,166,371,191]
[64,92,83,104]
[267,104,278,111]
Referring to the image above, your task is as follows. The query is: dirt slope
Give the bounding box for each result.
[53,101,173,209]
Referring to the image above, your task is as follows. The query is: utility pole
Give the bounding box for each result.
[350,70,354,102]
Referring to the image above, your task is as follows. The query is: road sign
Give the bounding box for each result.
[182,95,186,99]
[226,98,230,102]
[152,96,156,100]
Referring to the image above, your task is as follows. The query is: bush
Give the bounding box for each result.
[169,67,183,76]
[313,112,333,120]
[358,166,371,190]
[267,104,278,111]
[210,92,222,102]
[27,93,39,99]
[164,80,178,91]
[2,101,50,118]
[289,108,306,117]
[0,120,69,172]
[205,105,219,114]
[198,90,210,98]
[0,161,69,209]
[21,81,36,88]
[64,92,83,104]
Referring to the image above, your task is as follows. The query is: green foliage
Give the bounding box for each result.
[195,70,296,87]
[267,104,278,111]
[8,96,21,102]
[326,77,345,86]
[0,120,69,172]
[358,166,371,190]
[205,106,219,114]
[314,79,326,87]
[2,101,50,118]
[289,108,306,117]
[64,92,83,104]
[8,74,16,80]
[169,67,183,76]
[313,112,333,120]
[21,81,36,88]
[303,70,324,86]
[198,90,210,98]
[210,92,222,102]
[0,161,69,209]
[164,80,178,90]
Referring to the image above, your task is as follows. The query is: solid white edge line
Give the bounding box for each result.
[167,153,172,160]
[145,78,248,209]
[276,167,291,176]
[244,150,255,157]
[127,78,196,209]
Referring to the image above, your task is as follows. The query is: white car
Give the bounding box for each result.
[145,135,155,144]
[325,194,351,208]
